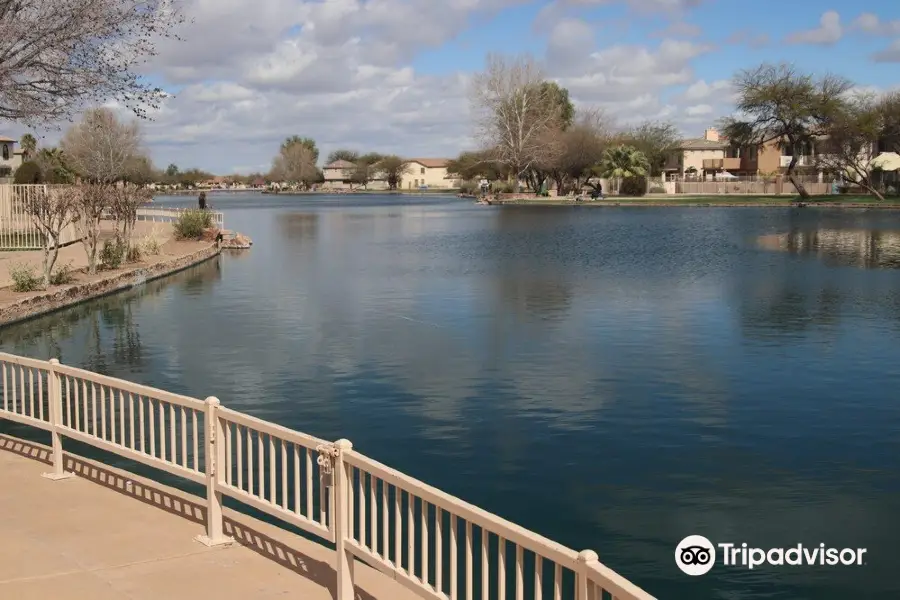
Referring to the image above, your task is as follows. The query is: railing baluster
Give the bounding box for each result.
[159,397,166,460]
[237,425,244,490]
[481,528,489,600]
[554,563,562,600]
[149,398,156,457]
[535,556,543,600]
[305,449,313,517]
[515,545,524,600]
[436,507,443,592]
[395,484,402,569]
[257,431,265,500]
[382,479,389,559]
[128,392,135,449]
[293,444,300,514]
[16,365,22,415]
[192,409,199,470]
[269,434,276,504]
[64,377,71,427]
[71,376,78,429]
[358,470,366,545]
[247,428,254,495]
[280,440,287,509]
[224,420,232,484]
[28,368,35,417]
[90,382,97,435]
[109,388,117,442]
[100,385,107,440]
[498,536,506,600]
[169,403,176,463]
[450,514,458,600]
[466,521,473,600]
[408,492,416,578]
[370,474,377,552]
[118,390,125,446]
[2,363,7,411]
[139,395,146,453]
[81,379,87,432]
[422,500,429,585]
[37,368,43,421]
[348,466,355,538]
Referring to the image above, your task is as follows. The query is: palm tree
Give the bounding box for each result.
[20,134,37,159]
[597,145,650,179]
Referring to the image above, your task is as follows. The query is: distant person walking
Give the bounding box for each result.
[198,192,207,210]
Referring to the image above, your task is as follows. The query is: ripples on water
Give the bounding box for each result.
[2,195,900,599]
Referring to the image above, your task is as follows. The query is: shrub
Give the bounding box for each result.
[100,239,126,270]
[10,263,42,292]
[620,176,648,197]
[50,262,77,285]
[458,180,478,194]
[13,161,41,184]
[126,245,142,263]
[173,209,213,240]
[498,181,517,194]
[649,185,666,194]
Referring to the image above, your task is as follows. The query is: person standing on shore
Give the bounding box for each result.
[198,191,207,210]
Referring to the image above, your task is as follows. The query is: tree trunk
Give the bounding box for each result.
[787,154,809,199]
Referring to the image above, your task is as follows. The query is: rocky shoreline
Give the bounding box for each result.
[0,243,220,328]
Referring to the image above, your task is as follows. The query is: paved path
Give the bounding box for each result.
[0,221,173,289]
[0,436,417,600]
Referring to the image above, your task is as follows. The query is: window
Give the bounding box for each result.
[420,167,425,174]
[1,144,8,161]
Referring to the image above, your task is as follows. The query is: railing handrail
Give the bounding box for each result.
[0,351,655,600]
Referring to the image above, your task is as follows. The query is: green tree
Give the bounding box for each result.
[597,145,650,179]
[722,63,851,199]
[165,163,179,177]
[19,134,37,159]
[817,95,885,200]
[376,155,410,190]
[446,150,507,181]
[878,92,900,154]
[539,82,575,130]
[281,136,319,164]
[327,149,359,164]
[618,121,679,177]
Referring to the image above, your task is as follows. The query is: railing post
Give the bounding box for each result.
[577,549,599,600]
[195,396,233,547]
[333,438,355,600]
[41,359,74,481]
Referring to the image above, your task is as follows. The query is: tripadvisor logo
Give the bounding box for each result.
[675,535,867,576]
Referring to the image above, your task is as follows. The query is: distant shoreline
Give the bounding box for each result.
[490,196,900,209]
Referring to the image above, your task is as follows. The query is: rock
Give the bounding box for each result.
[200,227,221,242]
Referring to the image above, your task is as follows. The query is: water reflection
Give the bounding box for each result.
[759,228,900,269]
[280,213,319,244]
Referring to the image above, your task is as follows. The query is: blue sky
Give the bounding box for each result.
[5,0,899,174]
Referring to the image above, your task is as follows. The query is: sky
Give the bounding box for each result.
[6,0,900,174]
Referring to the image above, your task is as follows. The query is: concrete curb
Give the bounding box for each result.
[0,243,220,328]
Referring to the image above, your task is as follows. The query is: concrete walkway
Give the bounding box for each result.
[0,436,418,600]
[0,221,173,289]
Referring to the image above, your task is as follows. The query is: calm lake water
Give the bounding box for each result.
[2,193,900,599]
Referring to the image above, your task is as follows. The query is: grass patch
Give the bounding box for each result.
[173,209,214,240]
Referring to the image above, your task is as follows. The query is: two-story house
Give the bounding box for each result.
[404,158,452,189]
[0,136,24,177]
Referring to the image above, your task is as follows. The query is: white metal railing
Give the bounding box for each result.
[135,207,224,229]
[0,184,80,250]
[0,352,655,600]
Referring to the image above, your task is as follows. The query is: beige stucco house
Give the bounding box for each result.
[0,137,23,177]
[403,158,452,189]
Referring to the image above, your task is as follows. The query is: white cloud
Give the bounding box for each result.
[873,39,900,63]
[653,20,701,38]
[680,79,732,102]
[685,104,712,116]
[851,12,900,36]
[786,10,843,45]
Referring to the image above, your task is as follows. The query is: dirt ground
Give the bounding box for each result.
[0,220,212,308]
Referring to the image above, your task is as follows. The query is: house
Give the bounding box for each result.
[665,128,792,179]
[403,158,452,189]
[0,136,24,177]
[322,160,360,189]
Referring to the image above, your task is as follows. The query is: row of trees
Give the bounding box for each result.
[467,55,900,200]
[268,139,414,190]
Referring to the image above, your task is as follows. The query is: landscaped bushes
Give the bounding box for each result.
[13,161,41,184]
[620,176,648,197]
[173,209,213,240]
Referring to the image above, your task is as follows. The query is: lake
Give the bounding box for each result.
[2,193,899,599]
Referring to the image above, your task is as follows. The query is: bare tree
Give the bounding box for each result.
[61,108,142,183]
[470,54,565,187]
[271,140,317,188]
[619,121,679,177]
[109,184,150,257]
[0,0,184,125]
[817,95,886,200]
[722,63,851,199]
[74,183,111,274]
[549,109,611,194]
[24,186,78,287]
